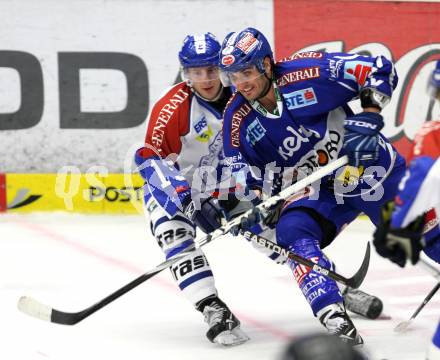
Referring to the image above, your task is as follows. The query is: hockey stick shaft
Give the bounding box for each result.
[18,246,198,325]
[410,282,440,320]
[412,259,440,319]
[242,231,370,289]
[18,156,348,325]
[394,281,440,333]
[394,258,440,332]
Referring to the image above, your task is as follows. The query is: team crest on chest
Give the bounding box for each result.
[194,115,213,142]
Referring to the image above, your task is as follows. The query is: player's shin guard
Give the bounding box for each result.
[146,199,248,345]
[287,238,344,315]
[149,204,217,305]
[286,238,362,344]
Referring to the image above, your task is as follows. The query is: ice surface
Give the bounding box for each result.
[1,213,439,360]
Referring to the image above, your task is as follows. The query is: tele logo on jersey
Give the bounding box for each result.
[284,88,317,110]
[246,118,266,146]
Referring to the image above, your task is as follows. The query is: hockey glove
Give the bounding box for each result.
[373,201,425,268]
[184,197,224,234]
[229,200,284,236]
[343,112,384,168]
[230,207,261,236]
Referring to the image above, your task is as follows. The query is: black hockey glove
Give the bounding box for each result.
[183,197,224,234]
[373,201,425,268]
[261,199,285,228]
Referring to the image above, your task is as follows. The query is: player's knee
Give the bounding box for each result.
[276,209,323,250]
[151,215,196,258]
[290,237,321,258]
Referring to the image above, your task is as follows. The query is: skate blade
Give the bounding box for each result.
[213,327,250,346]
[340,333,364,347]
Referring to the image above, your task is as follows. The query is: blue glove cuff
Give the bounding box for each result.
[344,112,384,135]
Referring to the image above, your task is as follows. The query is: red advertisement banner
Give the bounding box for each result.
[274,0,440,160]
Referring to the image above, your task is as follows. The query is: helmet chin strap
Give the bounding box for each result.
[255,73,272,101]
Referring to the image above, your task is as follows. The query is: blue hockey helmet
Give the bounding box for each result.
[428,60,440,99]
[178,32,221,68]
[219,27,273,74]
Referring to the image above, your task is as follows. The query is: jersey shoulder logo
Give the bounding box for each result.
[343,60,372,86]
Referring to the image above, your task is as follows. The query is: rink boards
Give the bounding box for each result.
[0,173,145,214]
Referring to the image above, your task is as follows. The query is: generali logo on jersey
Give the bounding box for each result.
[231,103,252,147]
[277,66,320,87]
[274,0,440,160]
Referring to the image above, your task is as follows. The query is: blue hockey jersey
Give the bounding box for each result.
[222,51,398,194]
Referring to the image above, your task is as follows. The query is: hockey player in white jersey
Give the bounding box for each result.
[134,33,249,346]
[373,60,440,359]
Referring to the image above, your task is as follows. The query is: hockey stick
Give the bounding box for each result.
[18,155,348,325]
[394,258,440,332]
[242,231,370,289]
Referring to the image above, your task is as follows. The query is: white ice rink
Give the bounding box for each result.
[2,213,439,360]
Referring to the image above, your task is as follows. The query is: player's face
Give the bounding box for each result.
[231,65,269,101]
[184,66,222,101]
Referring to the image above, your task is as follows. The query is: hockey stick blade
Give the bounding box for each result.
[18,296,52,322]
[17,249,196,325]
[346,241,371,289]
[17,157,348,325]
[394,261,440,333]
[243,231,370,289]
[394,320,412,333]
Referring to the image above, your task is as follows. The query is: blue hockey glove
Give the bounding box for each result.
[373,201,425,268]
[183,197,224,234]
[230,207,261,236]
[343,112,384,168]
[229,200,284,236]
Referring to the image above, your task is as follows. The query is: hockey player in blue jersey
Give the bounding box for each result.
[373,60,440,359]
[219,27,407,345]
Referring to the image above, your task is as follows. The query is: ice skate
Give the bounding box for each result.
[318,303,364,346]
[197,295,249,346]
